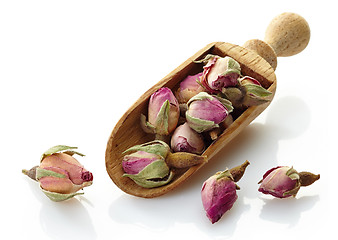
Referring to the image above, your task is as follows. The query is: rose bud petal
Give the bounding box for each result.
[258,166,320,198]
[170,122,205,154]
[143,87,180,136]
[239,76,262,86]
[176,72,204,103]
[200,55,241,93]
[122,150,173,188]
[22,145,93,202]
[201,161,249,224]
[186,92,229,133]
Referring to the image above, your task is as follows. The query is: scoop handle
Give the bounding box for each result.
[243,12,310,70]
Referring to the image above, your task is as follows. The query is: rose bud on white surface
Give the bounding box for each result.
[22,145,93,202]
[258,166,320,198]
[201,161,249,224]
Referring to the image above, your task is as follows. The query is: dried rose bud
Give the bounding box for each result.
[201,161,249,224]
[122,149,173,188]
[170,122,205,154]
[258,166,320,198]
[22,145,93,202]
[222,76,272,108]
[239,76,272,107]
[176,72,205,103]
[198,55,241,93]
[141,87,180,136]
[186,92,232,133]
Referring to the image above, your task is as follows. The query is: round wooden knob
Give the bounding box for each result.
[243,12,310,70]
[265,12,310,57]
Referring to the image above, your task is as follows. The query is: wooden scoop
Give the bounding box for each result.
[105,12,310,198]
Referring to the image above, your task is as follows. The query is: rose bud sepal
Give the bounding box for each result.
[40,145,85,161]
[122,150,173,188]
[222,87,245,108]
[40,188,85,202]
[123,140,170,159]
[123,157,174,188]
[239,76,272,107]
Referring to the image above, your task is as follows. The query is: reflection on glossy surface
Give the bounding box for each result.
[109,192,250,238]
[259,195,320,226]
[39,198,97,240]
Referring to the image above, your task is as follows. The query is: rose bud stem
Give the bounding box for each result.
[166,152,207,168]
[229,160,250,183]
[209,128,221,141]
[22,166,38,181]
[299,172,320,187]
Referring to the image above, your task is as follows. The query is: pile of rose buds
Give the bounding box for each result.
[22,54,320,226]
[119,54,320,224]
[22,145,93,202]
[126,54,273,188]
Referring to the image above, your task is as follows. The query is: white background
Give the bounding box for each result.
[1,0,336,239]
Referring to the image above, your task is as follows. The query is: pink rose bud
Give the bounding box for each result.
[142,87,180,136]
[170,122,205,154]
[258,166,320,198]
[176,72,204,103]
[122,144,174,188]
[186,92,230,133]
[22,145,93,202]
[201,161,249,224]
[200,55,241,93]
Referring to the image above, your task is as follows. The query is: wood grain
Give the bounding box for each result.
[105,42,276,198]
